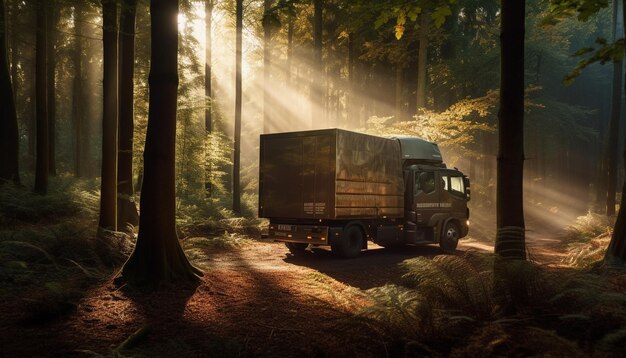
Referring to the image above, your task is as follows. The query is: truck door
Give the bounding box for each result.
[439,171,468,218]
[413,170,440,226]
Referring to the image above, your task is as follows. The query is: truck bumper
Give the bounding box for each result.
[268,223,330,246]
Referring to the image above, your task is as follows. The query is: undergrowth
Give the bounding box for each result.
[347,252,626,356]
[564,212,614,269]
[0,178,131,322]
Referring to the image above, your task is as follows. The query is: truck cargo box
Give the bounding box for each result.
[259,129,404,220]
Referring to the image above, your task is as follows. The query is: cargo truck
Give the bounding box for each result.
[258,129,470,258]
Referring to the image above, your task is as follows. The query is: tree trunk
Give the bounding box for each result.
[605,0,626,262]
[287,13,293,85]
[233,0,242,215]
[204,0,213,194]
[47,2,57,176]
[395,64,402,122]
[117,0,139,231]
[263,0,272,133]
[72,5,84,177]
[0,0,20,185]
[99,0,118,232]
[118,0,202,288]
[416,12,429,110]
[34,0,48,195]
[495,0,525,259]
[607,0,622,217]
[311,0,323,127]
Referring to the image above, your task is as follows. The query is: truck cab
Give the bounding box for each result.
[403,165,470,251]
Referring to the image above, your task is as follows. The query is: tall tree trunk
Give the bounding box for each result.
[34,0,48,195]
[605,0,626,262]
[395,64,402,122]
[118,0,202,288]
[495,0,525,259]
[72,5,84,177]
[416,12,429,110]
[117,0,138,231]
[233,0,242,214]
[287,13,293,85]
[99,0,118,232]
[47,2,56,176]
[311,0,323,127]
[263,0,272,133]
[9,0,16,86]
[0,0,20,185]
[607,0,622,216]
[204,0,213,194]
[347,32,356,128]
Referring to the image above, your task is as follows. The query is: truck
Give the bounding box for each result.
[258,128,470,258]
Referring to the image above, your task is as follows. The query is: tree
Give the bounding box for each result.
[205,0,213,194]
[117,0,139,231]
[605,0,622,216]
[99,0,119,232]
[606,0,626,261]
[72,4,85,177]
[416,11,429,109]
[263,0,273,133]
[47,2,57,176]
[494,0,526,259]
[118,0,202,288]
[233,0,242,215]
[311,0,324,127]
[0,0,19,185]
[34,0,48,195]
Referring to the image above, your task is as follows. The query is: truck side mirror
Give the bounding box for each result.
[464,177,471,201]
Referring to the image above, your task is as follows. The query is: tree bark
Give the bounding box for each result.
[605,0,626,262]
[311,0,323,127]
[99,0,119,232]
[233,0,242,215]
[416,12,429,110]
[72,5,84,177]
[607,0,622,217]
[395,63,403,122]
[47,2,57,176]
[204,0,213,194]
[495,0,526,259]
[263,0,272,133]
[118,0,202,288]
[117,0,139,231]
[34,0,48,195]
[0,0,20,185]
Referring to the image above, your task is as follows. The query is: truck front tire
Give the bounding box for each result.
[332,225,363,258]
[440,221,460,252]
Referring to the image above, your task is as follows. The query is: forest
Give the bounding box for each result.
[1,0,626,356]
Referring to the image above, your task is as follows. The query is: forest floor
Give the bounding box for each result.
[1,207,580,358]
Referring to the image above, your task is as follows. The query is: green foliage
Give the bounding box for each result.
[543,0,610,25]
[564,213,613,268]
[0,179,130,322]
[346,251,626,355]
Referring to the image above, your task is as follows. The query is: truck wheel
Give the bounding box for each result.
[332,226,363,258]
[285,242,308,255]
[440,221,460,252]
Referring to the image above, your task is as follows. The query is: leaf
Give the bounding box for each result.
[395,24,405,40]
[431,5,452,28]
[375,12,390,29]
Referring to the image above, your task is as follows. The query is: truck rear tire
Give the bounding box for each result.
[285,242,308,255]
[440,221,460,252]
[332,225,363,258]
